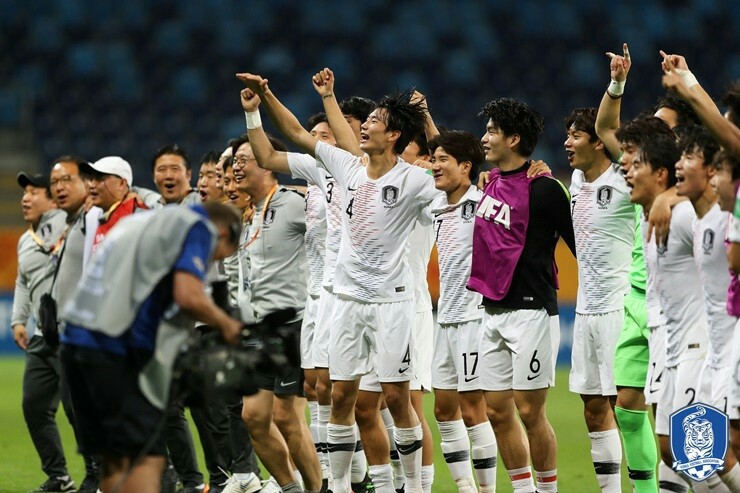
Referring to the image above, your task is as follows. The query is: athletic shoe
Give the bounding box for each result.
[161,465,179,493]
[221,472,261,493]
[178,484,206,493]
[29,476,76,492]
[75,474,99,493]
[259,477,281,493]
[351,475,376,493]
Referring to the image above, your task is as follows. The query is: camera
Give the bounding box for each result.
[172,280,301,406]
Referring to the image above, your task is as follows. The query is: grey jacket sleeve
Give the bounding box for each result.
[11,267,31,328]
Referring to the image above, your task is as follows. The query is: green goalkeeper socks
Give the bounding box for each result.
[615,406,658,493]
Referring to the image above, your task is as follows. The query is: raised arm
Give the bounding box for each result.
[660,51,740,158]
[236,72,318,157]
[312,68,363,157]
[411,90,440,141]
[240,89,290,174]
[596,43,632,160]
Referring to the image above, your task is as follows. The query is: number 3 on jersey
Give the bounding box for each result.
[346,197,354,219]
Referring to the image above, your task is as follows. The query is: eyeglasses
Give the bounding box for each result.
[50,175,80,187]
[233,155,257,166]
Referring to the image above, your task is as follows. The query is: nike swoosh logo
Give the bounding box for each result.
[464,376,479,382]
[526,374,540,381]
[280,380,297,387]
[398,367,409,374]
[348,187,357,191]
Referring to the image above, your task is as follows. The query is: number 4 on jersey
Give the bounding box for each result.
[346,197,354,219]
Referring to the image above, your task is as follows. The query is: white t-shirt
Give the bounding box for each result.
[288,152,342,290]
[641,217,667,328]
[694,203,734,368]
[430,185,484,325]
[655,201,709,367]
[314,141,439,302]
[570,165,634,314]
[407,219,434,313]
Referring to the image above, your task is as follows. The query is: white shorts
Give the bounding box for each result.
[432,319,483,392]
[655,358,704,435]
[312,287,336,368]
[329,296,415,383]
[358,310,434,393]
[301,294,320,369]
[479,307,559,391]
[731,318,740,410]
[645,325,667,405]
[698,363,739,420]
[569,310,623,396]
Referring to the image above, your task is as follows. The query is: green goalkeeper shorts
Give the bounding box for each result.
[613,287,650,388]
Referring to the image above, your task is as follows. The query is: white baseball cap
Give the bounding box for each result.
[82,156,133,186]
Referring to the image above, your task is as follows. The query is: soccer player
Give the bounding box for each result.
[566,107,633,492]
[12,171,79,493]
[198,151,226,202]
[230,131,322,493]
[60,202,244,493]
[675,126,740,491]
[469,98,576,493]
[624,126,709,493]
[238,71,437,493]
[152,144,201,205]
[426,131,498,493]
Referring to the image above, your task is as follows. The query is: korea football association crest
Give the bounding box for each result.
[702,229,715,255]
[670,403,728,481]
[461,200,476,221]
[382,185,399,206]
[596,186,613,208]
[264,208,276,225]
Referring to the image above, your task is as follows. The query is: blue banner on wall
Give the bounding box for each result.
[0,291,23,353]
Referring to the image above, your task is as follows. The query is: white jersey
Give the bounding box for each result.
[407,219,434,313]
[314,141,439,302]
[641,217,667,328]
[570,165,634,314]
[655,201,709,367]
[694,204,734,368]
[288,152,342,290]
[304,184,327,297]
[431,185,484,324]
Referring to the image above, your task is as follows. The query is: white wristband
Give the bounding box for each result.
[607,79,625,97]
[245,111,262,129]
[675,68,699,88]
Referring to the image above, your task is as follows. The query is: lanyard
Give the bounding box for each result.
[243,185,278,249]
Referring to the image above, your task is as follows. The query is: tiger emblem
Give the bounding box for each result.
[683,407,714,461]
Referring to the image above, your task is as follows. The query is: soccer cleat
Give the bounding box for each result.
[259,477,281,493]
[75,474,99,493]
[29,476,76,492]
[220,472,262,493]
[351,475,376,493]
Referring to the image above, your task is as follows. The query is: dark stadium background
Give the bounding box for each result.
[0,0,738,356]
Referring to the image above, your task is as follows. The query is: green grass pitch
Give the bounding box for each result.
[0,357,634,492]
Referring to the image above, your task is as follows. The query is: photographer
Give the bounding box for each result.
[59,202,247,493]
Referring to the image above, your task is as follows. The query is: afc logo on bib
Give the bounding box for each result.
[476,195,511,229]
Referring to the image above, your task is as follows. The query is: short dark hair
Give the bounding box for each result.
[565,107,613,161]
[222,155,233,173]
[722,81,740,127]
[637,132,680,187]
[307,112,328,131]
[429,130,485,181]
[478,98,544,157]
[51,155,89,177]
[654,94,701,127]
[339,96,376,123]
[615,116,675,148]
[152,144,190,173]
[230,133,288,158]
[678,125,720,167]
[200,151,220,167]
[377,89,427,154]
[203,201,242,246]
[408,132,429,158]
[714,149,740,181]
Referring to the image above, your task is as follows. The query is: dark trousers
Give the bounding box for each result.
[23,336,97,479]
[226,396,260,476]
[166,401,204,488]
